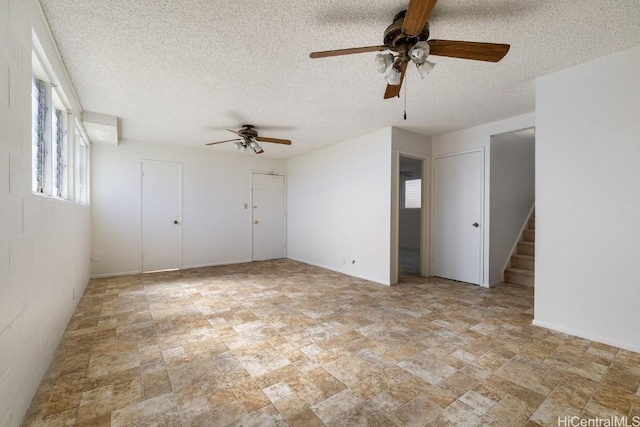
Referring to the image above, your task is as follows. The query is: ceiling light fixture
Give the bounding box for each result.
[374,53,394,73]
[416,60,436,78]
[409,41,430,64]
[375,42,436,88]
[385,65,402,86]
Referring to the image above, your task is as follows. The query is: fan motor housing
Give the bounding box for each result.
[384,10,430,49]
[238,125,258,138]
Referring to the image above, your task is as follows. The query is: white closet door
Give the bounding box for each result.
[432,151,483,284]
[141,161,181,272]
[252,173,286,261]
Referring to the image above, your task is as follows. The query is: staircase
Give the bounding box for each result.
[504,211,535,287]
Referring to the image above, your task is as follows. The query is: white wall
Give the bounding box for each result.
[287,128,392,285]
[0,1,91,426]
[489,129,535,284]
[91,140,286,277]
[534,45,640,352]
[391,128,431,283]
[431,113,535,286]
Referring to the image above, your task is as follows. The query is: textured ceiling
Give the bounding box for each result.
[39,0,640,159]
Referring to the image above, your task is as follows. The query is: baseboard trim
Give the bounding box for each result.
[90,270,140,279]
[532,318,640,353]
[182,259,252,270]
[287,257,391,286]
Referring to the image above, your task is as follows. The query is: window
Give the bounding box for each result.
[31,77,48,194]
[403,179,422,208]
[75,125,89,205]
[32,34,88,204]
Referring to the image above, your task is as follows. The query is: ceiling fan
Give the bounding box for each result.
[205,125,292,154]
[309,0,510,99]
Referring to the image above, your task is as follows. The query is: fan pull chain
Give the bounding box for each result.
[403,69,408,120]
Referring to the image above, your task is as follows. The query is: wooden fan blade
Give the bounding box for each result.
[255,137,292,145]
[226,128,241,135]
[403,0,438,36]
[310,45,387,59]
[428,40,510,62]
[384,62,407,99]
[205,138,241,146]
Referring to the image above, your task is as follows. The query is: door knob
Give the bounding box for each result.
[254,220,258,224]
[174,220,179,224]
[472,222,479,227]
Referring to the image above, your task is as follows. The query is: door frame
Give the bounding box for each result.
[430,148,485,285]
[250,171,287,261]
[139,159,183,273]
[392,151,430,284]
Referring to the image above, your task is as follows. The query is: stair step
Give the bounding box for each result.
[517,241,535,256]
[512,254,534,270]
[528,218,535,230]
[505,268,534,287]
[523,229,535,242]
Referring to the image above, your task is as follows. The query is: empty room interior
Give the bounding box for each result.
[1,0,640,426]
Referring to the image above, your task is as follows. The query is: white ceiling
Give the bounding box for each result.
[39,0,640,159]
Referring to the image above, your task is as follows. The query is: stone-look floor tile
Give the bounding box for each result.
[205,387,236,409]
[530,398,581,426]
[327,401,397,427]
[487,393,539,426]
[323,353,378,387]
[142,369,172,399]
[398,353,458,385]
[254,364,301,389]
[229,404,289,427]
[110,393,181,427]
[271,375,324,419]
[368,384,420,415]
[429,401,482,427]
[311,388,366,424]
[178,395,211,421]
[21,260,640,426]
[232,378,270,412]
[286,408,324,427]
[549,374,598,409]
[388,394,443,427]
[459,389,498,415]
[495,355,563,395]
[306,367,347,398]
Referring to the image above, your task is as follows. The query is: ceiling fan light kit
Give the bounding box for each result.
[309,0,510,99]
[374,53,395,73]
[385,66,402,86]
[416,59,436,79]
[206,125,291,154]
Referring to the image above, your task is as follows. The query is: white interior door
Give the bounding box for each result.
[141,161,181,272]
[432,151,483,284]
[252,173,285,261]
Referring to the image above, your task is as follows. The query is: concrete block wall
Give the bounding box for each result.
[0,1,91,426]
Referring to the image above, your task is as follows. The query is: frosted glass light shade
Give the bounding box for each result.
[374,53,394,73]
[417,60,436,79]
[385,67,401,85]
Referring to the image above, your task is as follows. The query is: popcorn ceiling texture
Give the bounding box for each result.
[38,0,640,158]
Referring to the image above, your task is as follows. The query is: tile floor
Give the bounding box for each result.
[22,259,640,426]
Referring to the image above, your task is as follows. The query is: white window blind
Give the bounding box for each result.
[404,179,421,208]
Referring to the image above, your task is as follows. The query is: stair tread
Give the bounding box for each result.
[506,267,534,276]
[512,254,534,260]
[518,241,535,246]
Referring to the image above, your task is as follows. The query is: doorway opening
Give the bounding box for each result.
[398,156,423,279]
